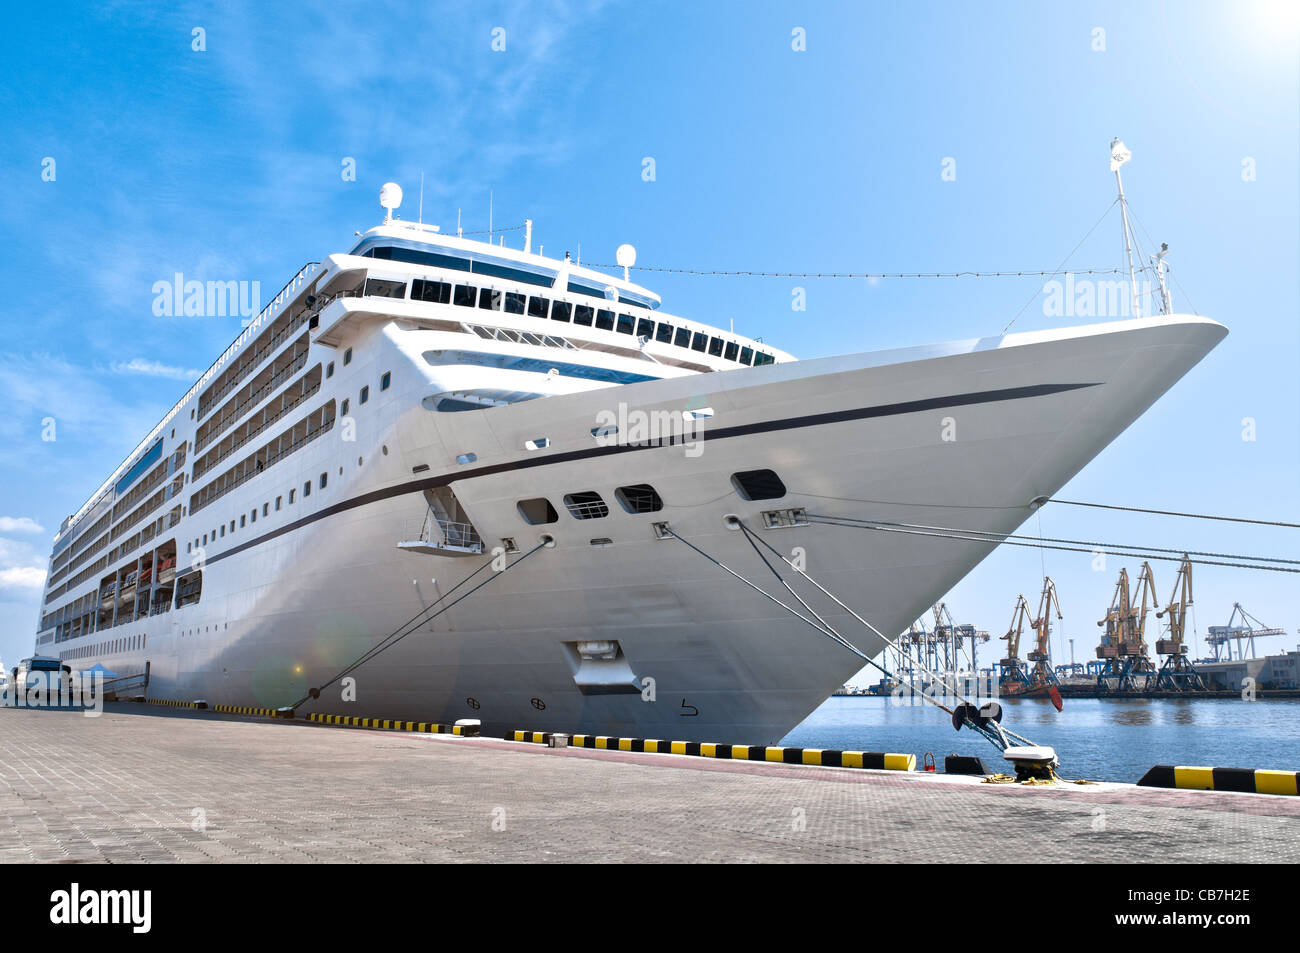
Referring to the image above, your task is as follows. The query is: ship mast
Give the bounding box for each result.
[1109,137,1140,318]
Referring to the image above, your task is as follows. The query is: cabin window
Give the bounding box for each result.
[731,468,787,501]
[240,515,245,527]
[341,398,349,416]
[708,337,724,357]
[573,305,594,326]
[527,296,551,318]
[230,520,235,532]
[691,332,707,352]
[551,301,572,322]
[289,489,295,504]
[275,496,282,511]
[454,284,477,307]
[202,534,207,545]
[616,314,635,335]
[412,278,452,303]
[674,327,691,348]
[250,509,256,523]
[364,277,406,298]
[303,481,311,498]
[320,473,327,490]
[359,386,369,404]
[724,341,739,361]
[655,322,673,343]
[262,503,269,517]
[326,361,334,378]
[753,352,775,366]
[380,371,391,391]
[636,317,655,339]
[220,525,225,537]
[344,348,353,366]
[563,491,609,520]
[504,292,526,314]
[478,288,502,310]
[595,309,615,331]
[615,484,664,514]
[517,498,559,525]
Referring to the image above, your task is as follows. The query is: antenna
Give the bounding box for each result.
[379,182,403,225]
[616,243,637,282]
[525,219,533,254]
[1109,138,1140,318]
[418,171,424,225]
[489,190,493,244]
[457,208,462,238]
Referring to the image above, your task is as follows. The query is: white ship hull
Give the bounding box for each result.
[48,313,1225,743]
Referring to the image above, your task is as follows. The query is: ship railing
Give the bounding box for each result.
[403,509,484,555]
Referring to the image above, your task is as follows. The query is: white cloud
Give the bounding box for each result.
[111,358,201,381]
[0,567,46,591]
[0,517,43,534]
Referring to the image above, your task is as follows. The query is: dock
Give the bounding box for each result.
[1,704,1297,864]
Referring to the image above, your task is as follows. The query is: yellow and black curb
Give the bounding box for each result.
[308,713,478,736]
[212,703,286,718]
[1138,765,1299,796]
[144,698,199,709]
[510,731,915,771]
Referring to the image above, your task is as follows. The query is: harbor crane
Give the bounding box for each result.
[1206,603,1285,661]
[1028,577,1064,705]
[999,595,1034,691]
[1095,563,1158,692]
[1153,555,1206,691]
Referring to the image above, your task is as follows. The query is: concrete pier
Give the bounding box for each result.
[1,704,1296,863]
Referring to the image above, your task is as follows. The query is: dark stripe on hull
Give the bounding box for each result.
[206,381,1098,567]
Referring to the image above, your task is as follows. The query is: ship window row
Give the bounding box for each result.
[190,401,336,516]
[61,634,147,660]
[397,277,774,367]
[425,350,661,386]
[514,471,786,527]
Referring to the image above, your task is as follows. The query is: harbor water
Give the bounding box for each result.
[782,695,1300,783]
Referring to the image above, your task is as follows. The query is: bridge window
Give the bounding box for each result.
[504,292,526,314]
[551,301,571,322]
[691,332,707,352]
[655,322,673,343]
[617,314,635,335]
[708,337,724,357]
[527,296,550,318]
[674,327,691,348]
[739,346,753,365]
[573,305,594,326]
[364,277,407,298]
[478,288,502,310]
[636,317,655,339]
[724,341,739,361]
[454,284,477,307]
[595,309,615,331]
[412,278,452,304]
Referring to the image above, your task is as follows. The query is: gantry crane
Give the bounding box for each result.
[1153,555,1206,691]
[1206,604,1286,661]
[1095,563,1158,692]
[999,595,1034,691]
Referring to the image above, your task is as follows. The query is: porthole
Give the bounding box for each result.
[616,484,664,514]
[731,468,787,501]
[517,498,559,525]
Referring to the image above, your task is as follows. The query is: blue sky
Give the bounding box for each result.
[0,1,1295,677]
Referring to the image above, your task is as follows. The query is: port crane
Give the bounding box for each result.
[1028,577,1064,704]
[1206,603,1285,661]
[1153,555,1206,691]
[1095,563,1158,692]
[999,595,1034,692]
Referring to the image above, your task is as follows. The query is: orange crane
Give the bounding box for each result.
[1027,577,1064,709]
[1153,555,1205,691]
[1095,564,1158,692]
[998,595,1033,692]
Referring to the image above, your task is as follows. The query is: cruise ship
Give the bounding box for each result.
[33,185,1227,742]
